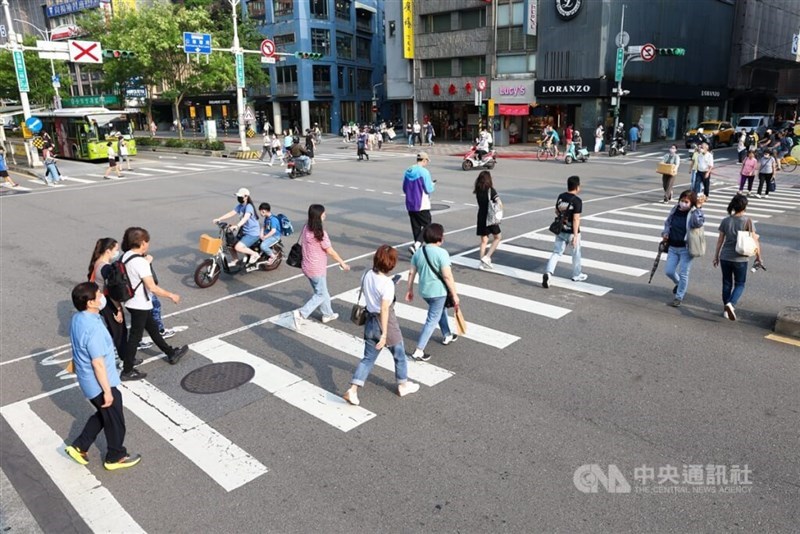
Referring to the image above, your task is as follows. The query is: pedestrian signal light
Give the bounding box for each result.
[294,51,323,60]
[658,48,686,57]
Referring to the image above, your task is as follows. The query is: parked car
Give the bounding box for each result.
[735,116,772,138]
[684,121,734,149]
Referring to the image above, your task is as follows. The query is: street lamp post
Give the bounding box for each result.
[13,18,62,110]
[228,0,249,152]
[1,0,41,167]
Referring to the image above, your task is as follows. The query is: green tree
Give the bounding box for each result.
[0,36,72,107]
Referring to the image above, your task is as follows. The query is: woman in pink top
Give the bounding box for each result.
[293,204,350,329]
[738,149,757,196]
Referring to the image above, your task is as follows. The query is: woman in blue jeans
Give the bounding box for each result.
[713,195,763,321]
[661,189,705,307]
[405,223,460,362]
[343,245,420,406]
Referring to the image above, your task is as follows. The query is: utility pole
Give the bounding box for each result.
[613,4,625,136]
[2,0,41,167]
[228,0,249,152]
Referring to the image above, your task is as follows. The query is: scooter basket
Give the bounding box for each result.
[199,234,222,254]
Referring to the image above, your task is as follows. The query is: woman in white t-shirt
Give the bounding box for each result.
[343,245,419,406]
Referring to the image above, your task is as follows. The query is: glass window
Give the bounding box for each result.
[274,33,295,46]
[313,65,331,93]
[276,65,298,83]
[356,37,370,61]
[356,8,373,32]
[424,13,451,33]
[357,69,371,90]
[497,2,524,26]
[336,33,353,59]
[460,9,486,30]
[273,0,293,17]
[497,55,527,74]
[311,29,330,55]
[309,0,328,19]
[335,0,351,21]
[497,27,535,52]
[338,66,345,89]
[461,56,486,76]
[423,59,452,77]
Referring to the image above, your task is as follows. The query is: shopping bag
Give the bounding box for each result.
[455,305,467,335]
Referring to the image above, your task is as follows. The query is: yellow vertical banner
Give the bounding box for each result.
[189,106,196,118]
[205,105,212,118]
[222,105,228,117]
[402,0,414,59]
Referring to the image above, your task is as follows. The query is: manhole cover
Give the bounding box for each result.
[430,203,451,211]
[181,362,255,394]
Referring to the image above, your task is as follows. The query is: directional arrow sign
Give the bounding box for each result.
[183,32,212,54]
[260,39,275,57]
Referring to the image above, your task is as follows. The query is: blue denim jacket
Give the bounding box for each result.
[661,206,705,242]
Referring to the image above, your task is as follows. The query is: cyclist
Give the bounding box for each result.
[212,188,261,266]
[543,125,560,158]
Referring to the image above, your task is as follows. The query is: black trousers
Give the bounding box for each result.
[408,210,432,244]
[100,302,127,359]
[73,388,127,463]
[757,173,773,195]
[121,307,173,372]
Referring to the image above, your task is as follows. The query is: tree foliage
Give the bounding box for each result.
[0,36,72,107]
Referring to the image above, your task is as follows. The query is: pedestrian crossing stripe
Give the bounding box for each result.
[583,216,664,230]
[520,231,666,260]
[580,227,662,243]
[498,243,650,277]
[628,206,729,220]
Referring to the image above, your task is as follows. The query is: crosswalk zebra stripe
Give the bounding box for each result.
[498,243,649,277]
[582,216,664,230]
[139,167,179,174]
[732,197,798,208]
[2,184,33,190]
[437,275,571,319]
[182,165,215,171]
[651,202,784,215]
[757,192,800,202]
[627,206,729,220]
[521,232,665,260]
[59,176,95,184]
[271,314,454,387]
[579,227,662,243]
[114,170,152,177]
[120,380,268,492]
[450,256,612,296]
[635,152,662,158]
[192,337,376,432]
[608,210,675,222]
[0,402,143,532]
[768,190,800,199]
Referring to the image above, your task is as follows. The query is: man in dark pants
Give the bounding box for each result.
[402,152,436,255]
[119,227,187,381]
[65,282,141,470]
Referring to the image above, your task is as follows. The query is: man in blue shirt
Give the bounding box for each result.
[629,125,639,152]
[65,282,141,471]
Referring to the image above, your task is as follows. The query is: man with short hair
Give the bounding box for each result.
[403,152,436,256]
[543,175,587,287]
[65,282,141,471]
[694,142,714,197]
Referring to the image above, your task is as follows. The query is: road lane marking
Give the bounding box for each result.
[120,380,268,491]
[627,206,729,220]
[499,243,649,277]
[139,167,179,174]
[520,232,664,260]
[579,227,662,243]
[59,176,95,184]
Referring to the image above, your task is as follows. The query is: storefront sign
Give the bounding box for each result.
[492,80,536,103]
[622,82,728,101]
[498,104,529,116]
[402,0,414,59]
[526,0,537,36]
[63,94,120,107]
[46,0,100,18]
[555,0,583,21]
[535,79,604,97]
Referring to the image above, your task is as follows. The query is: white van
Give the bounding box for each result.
[736,116,772,137]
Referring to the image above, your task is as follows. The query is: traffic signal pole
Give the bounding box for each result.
[613,5,625,136]
[228,0,249,152]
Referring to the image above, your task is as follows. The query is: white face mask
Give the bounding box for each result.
[679,201,691,210]
[111,249,121,261]
[96,294,107,310]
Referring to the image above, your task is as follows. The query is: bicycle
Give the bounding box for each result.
[779,154,797,172]
[536,141,558,161]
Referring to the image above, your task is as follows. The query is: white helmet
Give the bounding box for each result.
[619,122,624,127]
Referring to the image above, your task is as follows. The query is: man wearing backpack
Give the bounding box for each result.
[542,175,587,287]
[118,227,187,381]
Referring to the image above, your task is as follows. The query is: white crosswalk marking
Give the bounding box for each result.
[521,232,664,260]
[120,380,268,491]
[583,216,663,230]
[628,206,728,220]
[498,243,649,277]
[139,167,179,174]
[0,402,143,532]
[579,227,662,243]
[191,337,376,432]
[635,152,662,158]
[59,176,94,184]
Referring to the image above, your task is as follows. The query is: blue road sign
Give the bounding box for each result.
[25,117,43,133]
[183,32,212,55]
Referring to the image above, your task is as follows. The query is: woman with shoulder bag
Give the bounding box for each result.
[660,145,680,203]
[755,149,779,198]
[474,171,503,270]
[661,190,705,307]
[405,223,459,362]
[88,237,127,358]
[739,150,757,196]
[292,204,350,329]
[712,195,763,321]
[342,245,420,406]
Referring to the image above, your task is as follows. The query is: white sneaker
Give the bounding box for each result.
[480,255,492,267]
[343,389,359,406]
[410,348,431,362]
[442,334,458,345]
[724,303,737,321]
[398,382,420,397]
[159,328,176,339]
[292,310,305,330]
[572,274,589,282]
[478,262,491,270]
[321,313,339,324]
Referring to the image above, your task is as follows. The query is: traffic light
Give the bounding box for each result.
[103,49,135,59]
[294,51,323,60]
[657,48,686,56]
[479,103,487,114]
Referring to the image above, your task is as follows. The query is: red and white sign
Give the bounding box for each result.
[477,78,487,91]
[68,40,102,64]
[260,39,275,57]
[51,25,81,41]
[641,43,656,62]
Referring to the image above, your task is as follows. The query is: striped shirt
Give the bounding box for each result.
[301,227,331,278]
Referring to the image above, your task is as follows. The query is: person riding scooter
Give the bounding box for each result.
[475,132,490,161]
[289,136,311,172]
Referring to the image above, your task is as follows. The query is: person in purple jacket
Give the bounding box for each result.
[402,151,436,256]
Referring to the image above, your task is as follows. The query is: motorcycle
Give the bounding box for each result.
[462,145,497,170]
[285,155,312,179]
[564,141,590,164]
[608,136,627,157]
[194,222,283,288]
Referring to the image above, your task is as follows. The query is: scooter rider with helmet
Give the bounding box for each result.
[289,136,311,172]
[213,188,262,266]
[475,131,490,161]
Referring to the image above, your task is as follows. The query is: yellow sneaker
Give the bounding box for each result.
[65,445,88,465]
[104,453,142,471]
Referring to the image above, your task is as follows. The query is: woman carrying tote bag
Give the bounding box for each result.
[712,195,763,321]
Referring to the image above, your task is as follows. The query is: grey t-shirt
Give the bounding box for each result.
[718,215,755,262]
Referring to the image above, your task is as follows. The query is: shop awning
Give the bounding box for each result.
[498,104,529,116]
[355,2,376,13]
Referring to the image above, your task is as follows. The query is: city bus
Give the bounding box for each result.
[38,107,138,161]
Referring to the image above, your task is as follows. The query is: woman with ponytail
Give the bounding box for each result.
[88,238,127,356]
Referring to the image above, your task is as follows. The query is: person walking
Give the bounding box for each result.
[694,142,714,197]
[356,128,369,161]
[117,136,132,171]
[269,134,282,166]
[661,190,706,307]
[425,121,435,146]
[660,145,681,203]
[88,238,127,358]
[292,204,350,329]
[42,142,62,185]
[103,142,122,180]
[0,146,19,188]
[406,224,459,362]
[738,150,757,195]
[712,195,763,321]
[628,124,639,152]
[413,120,422,146]
[118,227,187,381]
[342,245,420,406]
[474,171,502,270]
[542,175,587,287]
[594,123,604,153]
[407,123,414,147]
[403,152,436,256]
[755,149,779,198]
[64,282,141,471]
[736,131,747,163]
[259,130,271,162]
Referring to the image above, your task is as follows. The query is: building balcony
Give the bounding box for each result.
[275,82,298,96]
[314,82,333,95]
[246,0,266,19]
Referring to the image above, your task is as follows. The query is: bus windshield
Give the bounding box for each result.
[94,117,133,140]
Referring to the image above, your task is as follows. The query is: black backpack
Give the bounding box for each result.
[104,254,147,303]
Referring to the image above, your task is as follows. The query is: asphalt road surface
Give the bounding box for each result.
[1,141,799,533]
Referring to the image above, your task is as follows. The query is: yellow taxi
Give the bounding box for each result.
[684,120,735,149]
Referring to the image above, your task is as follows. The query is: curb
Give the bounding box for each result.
[775,306,800,339]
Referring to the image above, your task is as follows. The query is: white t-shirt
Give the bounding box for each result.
[362,270,395,314]
[122,251,153,310]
